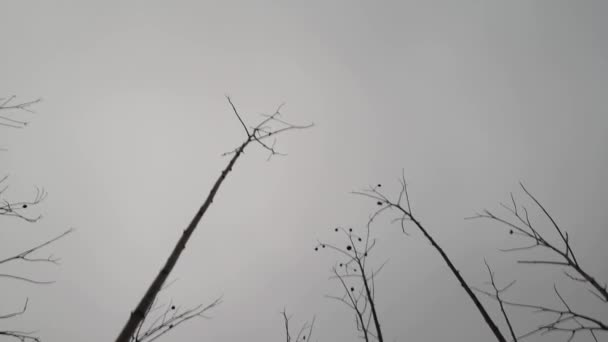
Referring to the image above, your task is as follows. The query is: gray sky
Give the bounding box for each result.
[1,1,607,341]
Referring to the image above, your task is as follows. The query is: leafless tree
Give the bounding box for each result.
[352,172,508,342]
[1,96,72,342]
[469,183,608,341]
[351,173,606,342]
[315,222,387,342]
[115,97,312,342]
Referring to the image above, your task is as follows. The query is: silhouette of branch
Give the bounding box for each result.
[0,298,29,320]
[132,296,222,342]
[0,178,47,223]
[0,299,41,341]
[0,229,72,339]
[115,98,312,342]
[352,171,507,342]
[0,330,41,342]
[477,283,607,341]
[1,94,69,342]
[467,183,608,303]
[0,229,72,266]
[473,261,518,341]
[281,309,315,342]
[316,223,385,342]
[0,96,40,129]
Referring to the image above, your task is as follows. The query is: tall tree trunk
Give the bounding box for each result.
[115,139,249,342]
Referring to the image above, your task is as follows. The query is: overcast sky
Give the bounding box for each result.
[1,1,607,341]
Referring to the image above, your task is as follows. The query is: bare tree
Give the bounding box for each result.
[353,173,508,342]
[314,223,387,342]
[115,97,312,342]
[1,96,72,342]
[469,183,608,341]
[349,174,606,341]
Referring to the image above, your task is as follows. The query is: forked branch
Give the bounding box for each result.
[281,309,315,342]
[132,296,222,342]
[0,177,47,223]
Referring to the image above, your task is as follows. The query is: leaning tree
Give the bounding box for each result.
[115,97,312,342]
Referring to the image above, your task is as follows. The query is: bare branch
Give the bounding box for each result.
[280,310,315,342]
[470,185,608,303]
[225,95,250,136]
[0,96,41,130]
[0,229,73,266]
[482,260,518,341]
[316,224,384,341]
[133,297,222,342]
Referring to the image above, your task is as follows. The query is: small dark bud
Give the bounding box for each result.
[171,305,175,310]
[350,287,355,292]
[22,204,28,209]
[314,247,318,251]
[377,184,381,187]
[335,228,339,232]
[169,324,173,329]
[377,201,382,206]
[339,263,343,267]
[322,244,326,248]
[346,245,352,251]
[509,230,513,235]
[358,237,362,242]
[348,228,352,232]
[364,253,367,257]
[303,336,306,340]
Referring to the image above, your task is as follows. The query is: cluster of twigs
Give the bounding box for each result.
[132,294,222,342]
[0,229,72,342]
[315,223,387,342]
[281,309,315,342]
[1,96,71,342]
[468,183,608,341]
[0,96,40,129]
[0,176,47,223]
